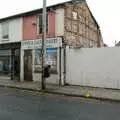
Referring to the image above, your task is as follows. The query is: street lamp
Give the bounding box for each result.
[41,0,46,90]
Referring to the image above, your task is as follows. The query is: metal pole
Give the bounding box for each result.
[11,49,15,80]
[41,0,46,90]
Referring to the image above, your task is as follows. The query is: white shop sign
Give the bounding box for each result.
[21,37,62,49]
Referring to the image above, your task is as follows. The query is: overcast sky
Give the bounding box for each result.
[0,0,119,46]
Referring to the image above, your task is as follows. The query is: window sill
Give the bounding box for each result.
[36,33,42,36]
[1,39,9,41]
[36,32,49,36]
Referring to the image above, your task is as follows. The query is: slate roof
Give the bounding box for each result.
[0,0,99,28]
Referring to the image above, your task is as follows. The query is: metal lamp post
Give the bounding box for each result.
[41,0,46,90]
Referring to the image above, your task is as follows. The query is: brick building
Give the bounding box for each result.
[0,0,103,84]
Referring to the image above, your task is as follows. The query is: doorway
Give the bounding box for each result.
[24,50,33,81]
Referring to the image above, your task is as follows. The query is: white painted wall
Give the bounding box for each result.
[0,18,23,44]
[20,48,24,82]
[55,9,64,36]
[66,47,120,89]
[0,24,2,41]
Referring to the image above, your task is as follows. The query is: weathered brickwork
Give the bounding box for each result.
[64,2,102,47]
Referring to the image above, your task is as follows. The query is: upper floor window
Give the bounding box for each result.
[2,22,9,40]
[72,11,77,20]
[38,14,48,34]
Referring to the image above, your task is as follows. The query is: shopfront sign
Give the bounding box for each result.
[0,42,21,50]
[21,37,62,49]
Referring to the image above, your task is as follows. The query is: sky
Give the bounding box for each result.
[0,0,119,46]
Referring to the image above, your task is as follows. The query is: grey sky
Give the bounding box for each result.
[0,0,119,46]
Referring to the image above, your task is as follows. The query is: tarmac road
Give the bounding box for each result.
[0,87,120,120]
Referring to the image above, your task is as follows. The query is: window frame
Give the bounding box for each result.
[37,13,49,35]
[1,21,9,41]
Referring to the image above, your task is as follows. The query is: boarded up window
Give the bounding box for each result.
[86,27,89,38]
[86,18,89,25]
[72,21,77,33]
[89,29,93,40]
[78,14,83,22]
[79,35,83,45]
[66,7,72,18]
[66,19,72,31]
[79,23,82,35]
[72,11,77,20]
[82,24,85,35]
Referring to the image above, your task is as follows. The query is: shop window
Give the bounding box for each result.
[0,50,11,75]
[34,48,57,74]
[2,22,9,40]
[0,57,11,75]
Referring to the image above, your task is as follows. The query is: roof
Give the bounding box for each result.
[0,0,99,28]
[0,0,84,22]
[85,2,99,28]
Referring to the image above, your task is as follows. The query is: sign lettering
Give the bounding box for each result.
[21,37,62,49]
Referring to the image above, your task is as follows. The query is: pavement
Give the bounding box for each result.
[0,86,120,120]
[0,79,120,102]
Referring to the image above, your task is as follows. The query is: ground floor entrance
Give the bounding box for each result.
[24,50,33,81]
[21,37,65,85]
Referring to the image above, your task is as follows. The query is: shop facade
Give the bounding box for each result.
[20,37,64,85]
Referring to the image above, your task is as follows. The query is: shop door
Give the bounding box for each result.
[24,50,33,81]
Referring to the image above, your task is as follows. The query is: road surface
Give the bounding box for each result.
[0,87,120,120]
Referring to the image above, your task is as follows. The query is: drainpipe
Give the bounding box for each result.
[59,46,62,85]
[63,37,66,85]
[97,29,101,48]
